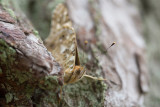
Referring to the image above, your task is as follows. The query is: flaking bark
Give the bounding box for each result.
[0,1,62,106]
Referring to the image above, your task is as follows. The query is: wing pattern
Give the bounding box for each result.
[45,4,85,84]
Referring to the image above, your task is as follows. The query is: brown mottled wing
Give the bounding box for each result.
[45,4,78,72]
[45,3,72,48]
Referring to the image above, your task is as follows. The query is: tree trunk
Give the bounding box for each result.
[0,0,148,107]
[0,0,62,106]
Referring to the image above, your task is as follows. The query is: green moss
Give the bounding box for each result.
[12,70,32,84]
[0,39,16,65]
[0,39,61,106]
[5,8,16,19]
[43,90,60,106]
[25,84,35,99]
[78,49,88,66]
[5,93,13,103]
[0,39,35,104]
[33,75,61,106]
[0,0,16,19]
[0,39,16,96]
[39,75,59,90]
[11,70,35,100]
[33,30,39,37]
[61,78,107,107]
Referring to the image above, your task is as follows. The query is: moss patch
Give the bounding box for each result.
[5,93,13,103]
[61,78,107,107]
[0,39,16,65]
[0,0,16,19]
[5,8,16,19]
[33,75,61,106]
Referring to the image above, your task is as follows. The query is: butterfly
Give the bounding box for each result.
[45,3,106,85]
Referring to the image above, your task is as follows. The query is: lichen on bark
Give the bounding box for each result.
[0,38,61,106]
[0,0,62,106]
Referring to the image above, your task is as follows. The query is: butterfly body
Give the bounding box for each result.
[45,3,106,85]
[64,66,85,84]
[45,4,87,85]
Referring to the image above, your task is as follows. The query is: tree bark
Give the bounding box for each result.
[0,0,148,107]
[66,0,149,106]
[0,1,62,106]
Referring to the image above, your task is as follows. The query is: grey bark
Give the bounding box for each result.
[66,0,149,106]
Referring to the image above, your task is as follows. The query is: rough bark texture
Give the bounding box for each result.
[0,0,149,107]
[66,0,148,106]
[0,0,62,106]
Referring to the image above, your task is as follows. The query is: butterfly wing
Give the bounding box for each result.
[45,3,79,73]
[45,3,72,48]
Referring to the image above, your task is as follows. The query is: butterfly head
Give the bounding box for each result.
[64,66,86,84]
[73,66,86,79]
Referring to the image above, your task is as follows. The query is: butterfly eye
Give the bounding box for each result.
[76,69,81,75]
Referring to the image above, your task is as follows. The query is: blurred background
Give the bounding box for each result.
[11,0,160,106]
[136,0,160,106]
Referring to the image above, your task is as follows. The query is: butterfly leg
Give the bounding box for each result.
[84,74,107,81]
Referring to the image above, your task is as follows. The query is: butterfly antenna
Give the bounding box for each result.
[106,42,116,51]
[96,42,116,57]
